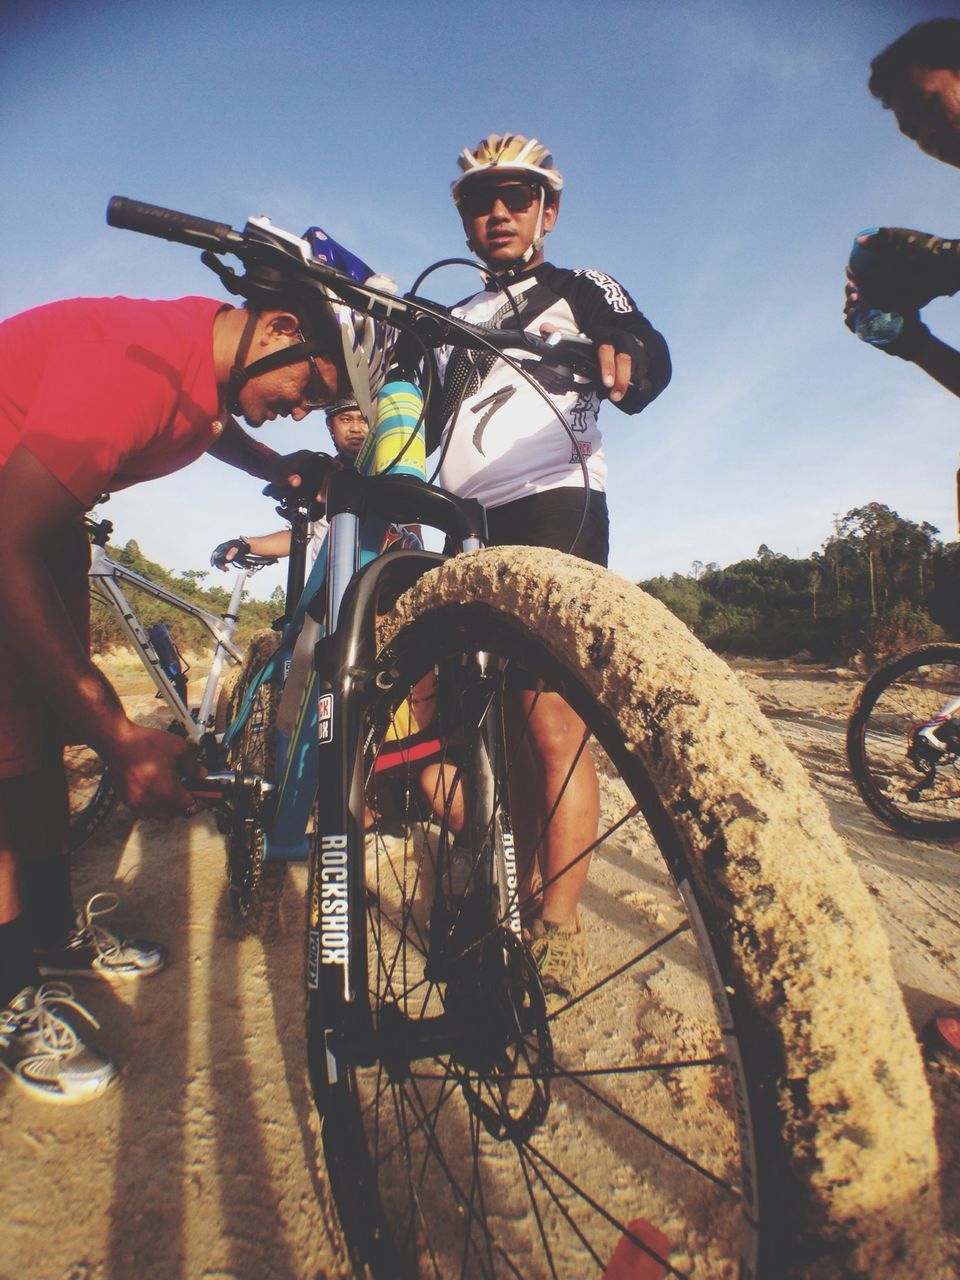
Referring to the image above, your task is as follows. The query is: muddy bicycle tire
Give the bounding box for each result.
[847,643,960,838]
[309,549,944,1280]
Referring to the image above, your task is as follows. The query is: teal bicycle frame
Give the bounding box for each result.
[218,377,484,862]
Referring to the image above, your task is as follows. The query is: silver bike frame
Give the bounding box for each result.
[88,542,247,742]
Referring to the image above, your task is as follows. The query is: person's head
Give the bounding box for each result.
[324,398,369,459]
[228,300,344,428]
[869,19,960,166]
[451,133,563,275]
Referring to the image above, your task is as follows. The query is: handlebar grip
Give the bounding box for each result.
[107,196,243,253]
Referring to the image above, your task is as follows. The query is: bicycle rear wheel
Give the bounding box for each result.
[220,629,285,924]
[310,549,943,1280]
[64,744,117,853]
[847,643,960,837]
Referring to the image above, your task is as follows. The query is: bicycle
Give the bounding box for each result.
[847,642,960,837]
[64,513,278,852]
[106,196,944,1279]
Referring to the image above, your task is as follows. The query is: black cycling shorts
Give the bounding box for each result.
[484,488,609,567]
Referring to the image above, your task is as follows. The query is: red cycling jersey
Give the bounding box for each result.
[0,295,225,505]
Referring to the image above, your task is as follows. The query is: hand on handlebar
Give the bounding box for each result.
[264,450,341,502]
[540,323,645,403]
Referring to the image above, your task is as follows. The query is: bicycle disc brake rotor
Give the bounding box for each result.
[447,927,553,1142]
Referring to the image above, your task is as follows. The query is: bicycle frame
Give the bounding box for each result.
[88,540,248,742]
[219,408,487,861]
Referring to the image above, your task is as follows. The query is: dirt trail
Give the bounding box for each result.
[1,652,958,1278]
[732,657,960,1258]
[1,657,353,1280]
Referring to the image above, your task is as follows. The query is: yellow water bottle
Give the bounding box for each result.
[356,379,426,479]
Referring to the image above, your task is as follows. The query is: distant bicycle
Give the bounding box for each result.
[847,643,960,836]
[65,515,276,851]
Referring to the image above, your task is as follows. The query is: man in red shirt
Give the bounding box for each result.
[0,291,343,1101]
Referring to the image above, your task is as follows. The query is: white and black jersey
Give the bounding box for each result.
[434,263,670,510]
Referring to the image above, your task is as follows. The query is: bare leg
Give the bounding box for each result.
[419,762,464,835]
[513,690,598,929]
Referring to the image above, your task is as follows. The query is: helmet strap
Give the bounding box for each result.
[226,309,260,414]
[227,318,331,413]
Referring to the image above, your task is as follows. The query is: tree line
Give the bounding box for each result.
[90,539,283,655]
[95,502,959,668]
[639,502,960,665]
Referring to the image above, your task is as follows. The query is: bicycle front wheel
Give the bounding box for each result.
[310,549,943,1280]
[847,643,960,837]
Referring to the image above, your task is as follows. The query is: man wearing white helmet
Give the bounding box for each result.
[436,132,671,996]
[211,398,371,569]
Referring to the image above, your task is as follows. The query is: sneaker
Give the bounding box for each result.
[0,984,118,1103]
[35,893,167,981]
[527,916,588,999]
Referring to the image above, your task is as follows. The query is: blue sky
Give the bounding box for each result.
[3,0,959,598]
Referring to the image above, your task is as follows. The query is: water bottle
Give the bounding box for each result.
[854,306,905,348]
[355,379,426,479]
[849,230,906,348]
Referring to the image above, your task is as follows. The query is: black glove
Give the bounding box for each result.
[210,536,250,571]
[849,227,960,312]
[587,327,651,395]
[265,450,338,501]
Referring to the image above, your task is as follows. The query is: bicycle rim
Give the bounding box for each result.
[847,644,960,837]
[310,550,943,1280]
[64,744,117,853]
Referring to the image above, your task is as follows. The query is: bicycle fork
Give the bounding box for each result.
[305,577,526,1089]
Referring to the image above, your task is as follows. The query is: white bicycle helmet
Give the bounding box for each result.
[451,133,564,200]
[223,218,398,427]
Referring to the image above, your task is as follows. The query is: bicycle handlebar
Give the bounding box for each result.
[107,196,244,255]
[106,196,600,381]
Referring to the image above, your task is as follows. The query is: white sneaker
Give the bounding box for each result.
[0,984,118,1103]
[35,892,166,981]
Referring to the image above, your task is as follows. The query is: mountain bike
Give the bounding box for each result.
[847,643,960,837]
[106,196,944,1279]
[65,515,277,852]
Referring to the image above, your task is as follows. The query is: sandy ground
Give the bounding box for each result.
[2,652,959,1279]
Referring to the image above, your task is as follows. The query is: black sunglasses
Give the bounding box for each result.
[297,328,337,410]
[459,182,542,218]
